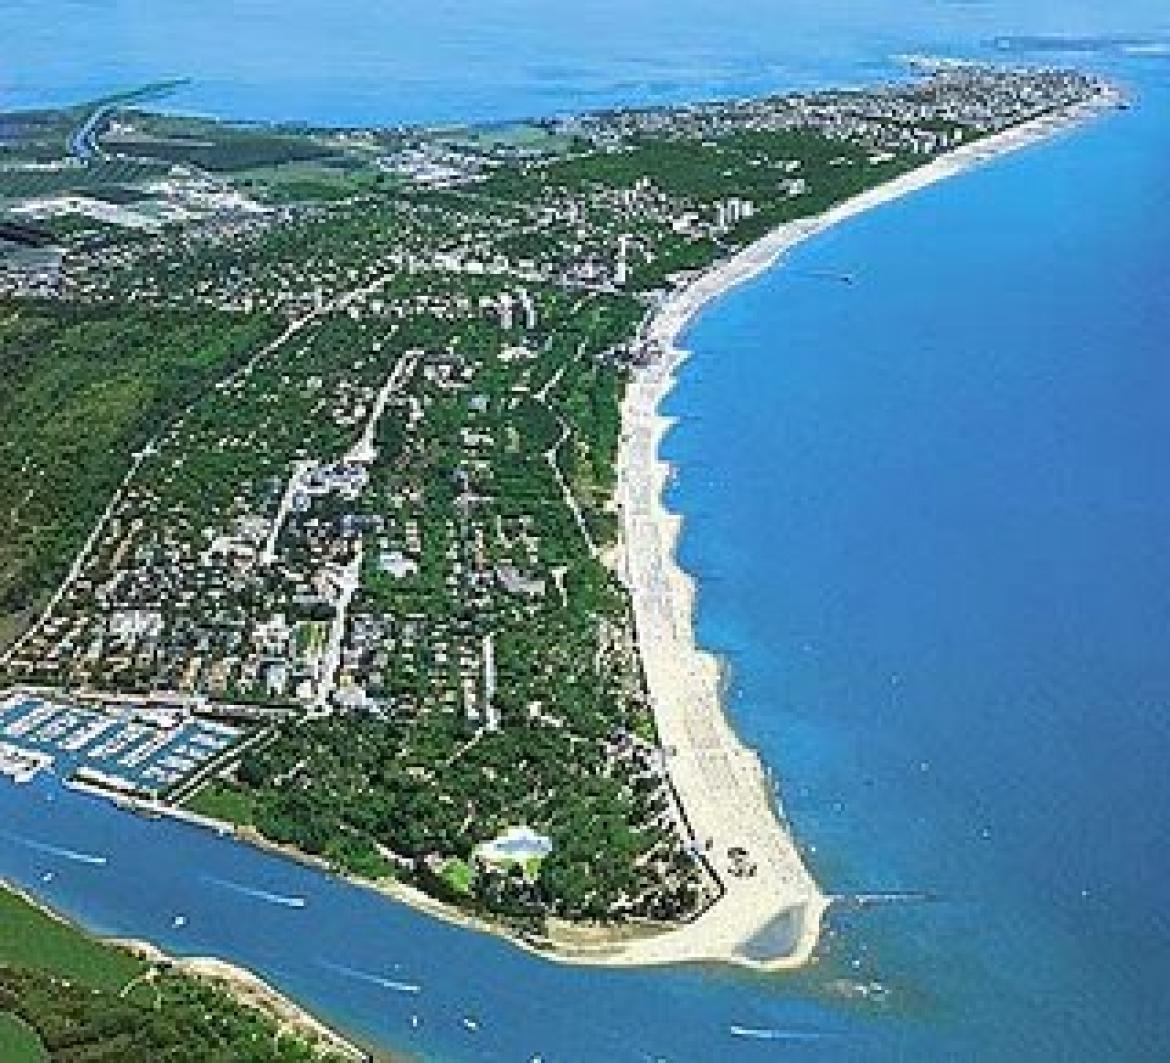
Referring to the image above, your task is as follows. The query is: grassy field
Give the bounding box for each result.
[435,120,575,154]
[0,158,168,200]
[186,780,259,825]
[103,121,344,173]
[0,1012,48,1062]
[231,160,382,203]
[438,857,474,895]
[0,884,345,1060]
[0,883,142,1055]
[0,886,145,992]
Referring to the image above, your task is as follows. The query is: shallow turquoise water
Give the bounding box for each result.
[2,3,1170,1060]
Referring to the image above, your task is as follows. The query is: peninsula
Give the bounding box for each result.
[0,65,1118,979]
[0,880,362,1060]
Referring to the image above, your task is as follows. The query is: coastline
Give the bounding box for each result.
[608,84,1122,970]
[0,878,369,1061]
[111,938,370,1062]
[0,85,1123,991]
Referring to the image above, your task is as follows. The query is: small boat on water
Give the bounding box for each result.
[172,915,187,928]
[462,1016,479,1032]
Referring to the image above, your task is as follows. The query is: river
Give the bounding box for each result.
[2,2,1170,1060]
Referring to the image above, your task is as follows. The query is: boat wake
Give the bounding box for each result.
[843,890,934,908]
[2,831,109,866]
[204,875,307,908]
[318,959,421,995]
[729,1025,829,1042]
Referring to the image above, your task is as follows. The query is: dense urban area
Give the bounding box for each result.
[0,64,1102,961]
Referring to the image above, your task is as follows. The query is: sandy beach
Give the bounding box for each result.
[113,938,369,1061]
[0,878,367,1060]
[139,88,1123,977]
[608,85,1122,971]
[3,89,1121,993]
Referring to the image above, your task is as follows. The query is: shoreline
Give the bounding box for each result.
[608,84,1122,971]
[110,937,370,1062]
[0,85,1122,985]
[0,878,368,1061]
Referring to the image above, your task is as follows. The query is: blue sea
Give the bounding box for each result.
[3,2,1170,1060]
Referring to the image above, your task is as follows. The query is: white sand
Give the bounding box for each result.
[24,91,1119,985]
[610,86,1120,971]
[0,878,365,1060]
[114,938,367,1060]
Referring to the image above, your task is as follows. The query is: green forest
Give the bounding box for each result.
[0,300,278,644]
[0,886,345,1061]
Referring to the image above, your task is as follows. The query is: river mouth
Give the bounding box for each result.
[4,4,1170,1062]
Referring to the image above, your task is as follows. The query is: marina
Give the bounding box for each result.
[1,1,1169,1060]
[0,692,240,798]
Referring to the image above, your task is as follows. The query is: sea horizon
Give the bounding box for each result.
[2,2,1170,1060]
